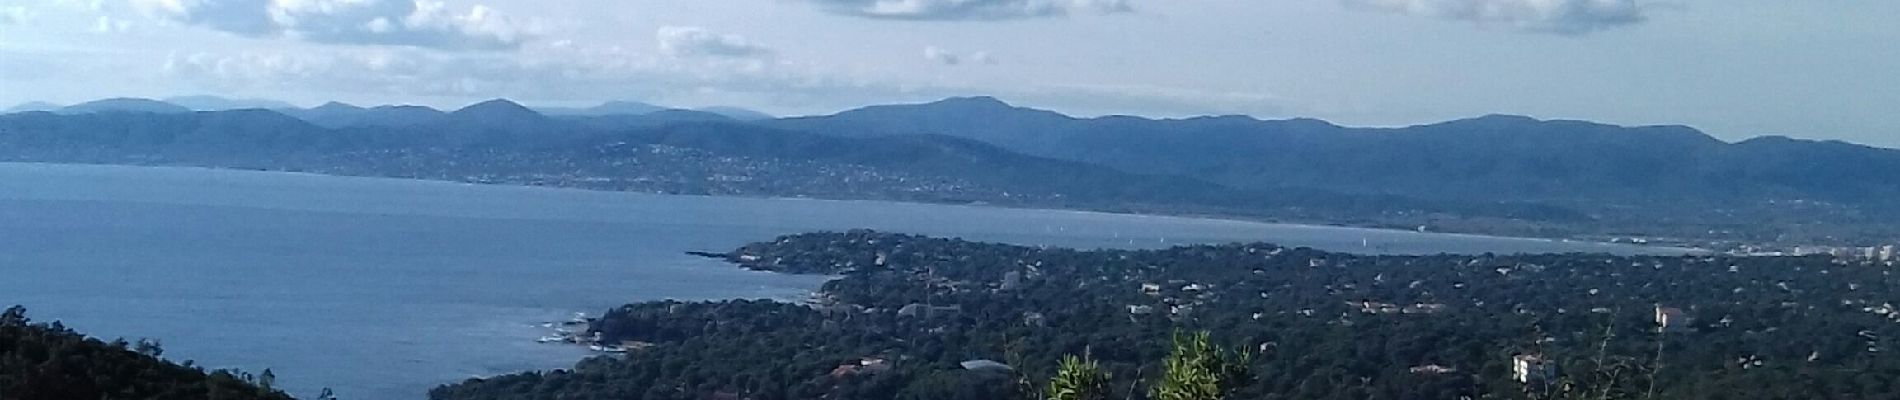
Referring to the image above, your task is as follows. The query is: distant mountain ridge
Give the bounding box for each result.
[275,102,450,128]
[3,101,61,113]
[5,97,777,128]
[163,95,298,111]
[4,95,1897,243]
[56,98,195,115]
[770,97,1900,211]
[536,100,670,116]
[0,99,1573,230]
[537,101,775,121]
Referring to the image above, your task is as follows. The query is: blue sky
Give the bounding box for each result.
[1,0,1896,147]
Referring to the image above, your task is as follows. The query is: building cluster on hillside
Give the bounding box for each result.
[1355,300,1448,315]
[644,231,1900,400]
[1733,244,1897,263]
[315,143,1039,207]
[1130,280,1223,321]
[829,357,893,378]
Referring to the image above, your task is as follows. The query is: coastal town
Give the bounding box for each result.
[441,230,1900,399]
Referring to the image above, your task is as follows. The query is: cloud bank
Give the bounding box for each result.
[0,6,29,25]
[134,0,529,50]
[1343,0,1646,35]
[803,0,1131,20]
[923,46,993,65]
[157,44,1284,118]
[656,26,772,58]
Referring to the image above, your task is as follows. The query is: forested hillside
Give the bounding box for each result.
[0,306,297,400]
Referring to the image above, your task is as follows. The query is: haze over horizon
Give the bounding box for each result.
[2,0,1896,146]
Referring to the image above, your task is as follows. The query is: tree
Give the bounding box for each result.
[135,338,164,358]
[1045,354,1111,400]
[2,306,293,400]
[1,305,27,326]
[258,368,277,393]
[1151,331,1251,400]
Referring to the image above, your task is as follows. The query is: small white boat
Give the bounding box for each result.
[537,335,567,343]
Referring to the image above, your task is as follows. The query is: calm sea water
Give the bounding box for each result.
[0,163,1685,399]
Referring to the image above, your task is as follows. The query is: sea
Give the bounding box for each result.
[0,162,1689,399]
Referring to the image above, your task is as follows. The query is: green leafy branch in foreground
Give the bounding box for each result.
[1042,331,1251,400]
[1149,331,1252,400]
[1045,353,1113,400]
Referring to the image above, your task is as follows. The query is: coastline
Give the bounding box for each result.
[1,160,1724,398]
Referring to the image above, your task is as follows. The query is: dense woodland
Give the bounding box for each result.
[430,231,1900,400]
[0,306,297,400]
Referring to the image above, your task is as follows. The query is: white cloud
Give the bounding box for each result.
[93,15,133,32]
[656,26,772,58]
[160,43,814,103]
[803,0,1131,20]
[923,46,959,65]
[1342,0,1646,35]
[154,43,1285,118]
[923,46,994,66]
[0,6,30,25]
[136,0,530,50]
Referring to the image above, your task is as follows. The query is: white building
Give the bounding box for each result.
[1656,306,1692,332]
[999,271,1024,291]
[1512,354,1554,383]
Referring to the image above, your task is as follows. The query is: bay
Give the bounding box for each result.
[0,162,1684,399]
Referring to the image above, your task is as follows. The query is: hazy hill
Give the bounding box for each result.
[539,100,775,121]
[57,98,194,115]
[0,109,364,155]
[537,100,670,116]
[4,101,62,113]
[278,102,449,128]
[696,106,775,121]
[163,95,299,111]
[449,99,549,125]
[605,122,1257,209]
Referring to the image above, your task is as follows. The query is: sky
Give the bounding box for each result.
[0,0,1896,147]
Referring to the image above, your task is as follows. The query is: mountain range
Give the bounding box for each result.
[3,96,776,126]
[3,95,1896,244]
[772,97,1900,218]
